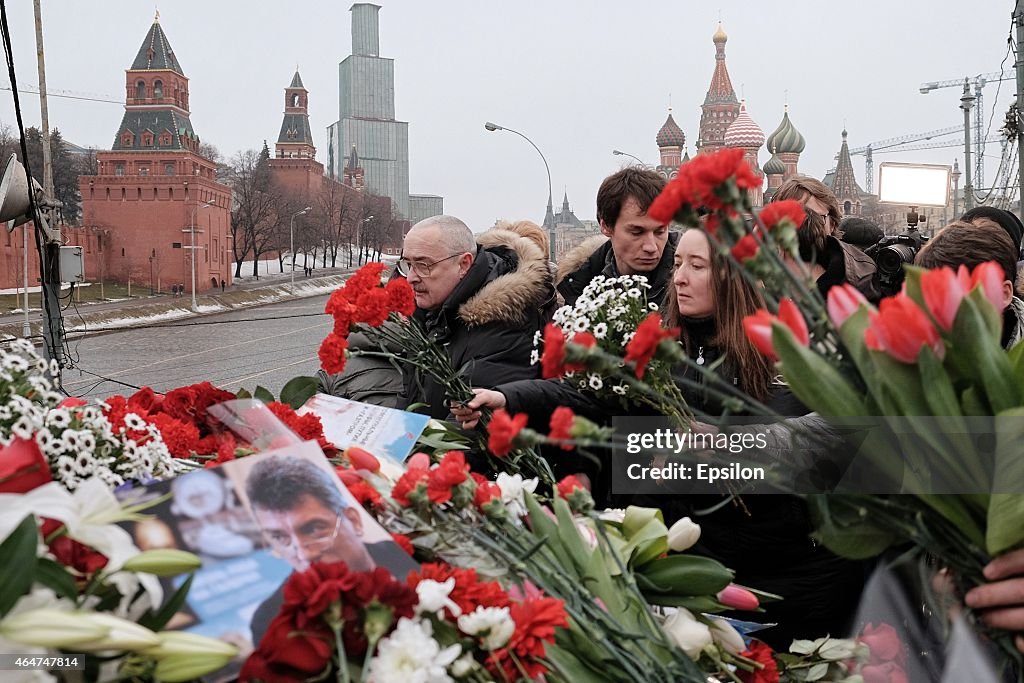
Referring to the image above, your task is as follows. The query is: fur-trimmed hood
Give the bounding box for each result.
[456,228,554,327]
[555,235,609,286]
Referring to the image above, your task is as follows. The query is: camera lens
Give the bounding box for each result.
[877,244,916,275]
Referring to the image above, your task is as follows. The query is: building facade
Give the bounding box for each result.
[79,15,232,295]
[327,3,410,217]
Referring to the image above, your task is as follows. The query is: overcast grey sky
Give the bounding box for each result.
[0,1,1015,230]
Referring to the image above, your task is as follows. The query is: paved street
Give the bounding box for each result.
[60,295,332,401]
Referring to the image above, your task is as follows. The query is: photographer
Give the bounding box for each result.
[771,177,880,302]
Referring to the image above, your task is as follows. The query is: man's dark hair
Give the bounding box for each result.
[246,455,347,513]
[596,167,666,228]
[916,220,1017,284]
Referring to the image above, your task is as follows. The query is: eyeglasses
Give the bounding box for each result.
[397,253,462,278]
[263,513,342,555]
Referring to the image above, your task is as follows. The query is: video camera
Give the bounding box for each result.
[863,212,929,299]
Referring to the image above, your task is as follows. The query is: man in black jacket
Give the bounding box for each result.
[398,215,553,420]
[556,167,678,307]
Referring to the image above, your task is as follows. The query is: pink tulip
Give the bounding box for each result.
[406,452,431,469]
[920,266,966,332]
[864,293,944,363]
[826,284,870,329]
[970,261,1007,312]
[717,583,759,611]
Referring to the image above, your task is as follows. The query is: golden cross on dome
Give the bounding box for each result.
[154,8,160,22]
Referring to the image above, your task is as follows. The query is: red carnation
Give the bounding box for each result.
[426,451,470,504]
[487,409,528,457]
[149,413,201,458]
[318,332,348,375]
[41,518,108,578]
[556,475,585,500]
[624,313,679,378]
[385,276,416,316]
[731,233,760,262]
[490,596,568,680]
[759,199,807,232]
[471,472,502,511]
[392,466,429,507]
[347,480,383,510]
[737,640,780,683]
[127,386,163,414]
[548,406,575,450]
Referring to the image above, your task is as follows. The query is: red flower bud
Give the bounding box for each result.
[344,446,381,473]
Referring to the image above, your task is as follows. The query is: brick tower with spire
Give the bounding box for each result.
[697,23,741,154]
[827,129,863,216]
[268,69,327,198]
[80,13,232,294]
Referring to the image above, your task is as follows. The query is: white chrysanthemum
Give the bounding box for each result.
[449,653,477,677]
[593,322,608,339]
[572,318,589,333]
[532,330,543,347]
[367,617,460,683]
[45,409,71,429]
[588,374,603,390]
[11,415,34,440]
[626,288,642,299]
[0,404,12,421]
[457,606,515,650]
[73,451,97,477]
[123,413,147,431]
[648,302,660,311]
[2,354,29,372]
[613,384,628,396]
[529,349,539,366]
[54,455,78,483]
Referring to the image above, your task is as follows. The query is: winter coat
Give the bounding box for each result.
[315,327,404,408]
[399,228,554,420]
[555,232,681,307]
[1003,295,1024,349]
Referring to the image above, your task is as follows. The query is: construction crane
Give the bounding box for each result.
[842,126,962,193]
[919,70,1015,187]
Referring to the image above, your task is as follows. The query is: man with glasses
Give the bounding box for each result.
[397,215,553,420]
[771,177,879,302]
[247,455,416,643]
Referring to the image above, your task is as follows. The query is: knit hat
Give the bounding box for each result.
[961,207,1024,258]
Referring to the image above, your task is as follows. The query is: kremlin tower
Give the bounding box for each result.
[697,23,741,153]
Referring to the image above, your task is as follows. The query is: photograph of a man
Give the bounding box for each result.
[246,454,375,572]
[242,451,417,644]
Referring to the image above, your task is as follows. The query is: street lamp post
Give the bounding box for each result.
[484,121,555,261]
[612,149,647,166]
[189,201,214,313]
[290,206,312,286]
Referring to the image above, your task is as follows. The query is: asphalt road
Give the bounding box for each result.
[60,294,332,401]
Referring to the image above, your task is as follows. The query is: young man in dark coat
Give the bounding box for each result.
[556,167,678,308]
[397,215,553,420]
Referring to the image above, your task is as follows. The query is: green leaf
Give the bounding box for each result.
[806,495,895,560]
[234,387,252,400]
[636,554,733,595]
[773,324,868,416]
[280,376,318,410]
[139,573,195,631]
[987,407,1024,555]
[524,494,574,571]
[553,497,592,575]
[35,558,78,601]
[253,385,275,404]
[0,516,39,617]
[950,293,1021,412]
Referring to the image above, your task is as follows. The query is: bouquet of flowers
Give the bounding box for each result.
[0,340,182,492]
[645,146,1024,679]
[541,274,663,399]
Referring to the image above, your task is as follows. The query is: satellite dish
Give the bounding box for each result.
[0,153,32,232]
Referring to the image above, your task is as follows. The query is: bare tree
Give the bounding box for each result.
[317,180,362,268]
[225,149,279,279]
